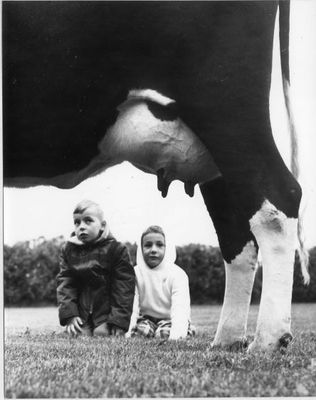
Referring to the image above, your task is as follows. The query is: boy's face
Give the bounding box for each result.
[73,206,104,244]
[142,232,166,268]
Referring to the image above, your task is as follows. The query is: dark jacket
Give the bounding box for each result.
[56,231,135,331]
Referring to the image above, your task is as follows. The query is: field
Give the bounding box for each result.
[4,304,316,398]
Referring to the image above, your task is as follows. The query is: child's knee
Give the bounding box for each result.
[79,326,93,337]
[155,320,171,339]
[93,322,110,337]
[154,328,170,339]
[133,319,156,338]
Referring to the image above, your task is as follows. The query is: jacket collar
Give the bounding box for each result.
[68,225,114,246]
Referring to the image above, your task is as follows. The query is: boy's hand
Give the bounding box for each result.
[110,325,125,336]
[66,316,83,336]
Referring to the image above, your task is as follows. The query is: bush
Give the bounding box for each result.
[4,237,64,306]
[292,248,316,302]
[176,244,225,304]
[3,237,316,306]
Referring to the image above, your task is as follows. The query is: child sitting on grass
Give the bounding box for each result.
[56,199,135,337]
[127,225,195,340]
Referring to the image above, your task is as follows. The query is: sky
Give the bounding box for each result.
[3,1,316,249]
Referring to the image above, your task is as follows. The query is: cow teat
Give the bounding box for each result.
[184,181,195,197]
[99,89,221,197]
[157,168,171,198]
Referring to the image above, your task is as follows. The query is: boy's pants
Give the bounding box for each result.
[131,315,196,339]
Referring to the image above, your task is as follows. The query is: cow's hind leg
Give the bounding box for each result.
[200,179,258,349]
[248,199,298,352]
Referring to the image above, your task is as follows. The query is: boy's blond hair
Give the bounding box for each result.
[73,199,105,222]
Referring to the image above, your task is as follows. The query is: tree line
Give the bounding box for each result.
[3,236,316,306]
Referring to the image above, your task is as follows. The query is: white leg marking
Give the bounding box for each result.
[213,241,258,347]
[249,200,297,351]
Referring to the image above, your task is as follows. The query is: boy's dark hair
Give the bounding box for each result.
[141,225,165,246]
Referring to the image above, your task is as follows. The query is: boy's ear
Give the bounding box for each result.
[101,220,106,228]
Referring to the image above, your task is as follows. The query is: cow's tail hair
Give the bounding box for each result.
[297,206,310,284]
[279,1,310,284]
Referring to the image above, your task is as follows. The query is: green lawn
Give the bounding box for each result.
[4,304,316,398]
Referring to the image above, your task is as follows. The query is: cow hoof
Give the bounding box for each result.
[211,337,248,352]
[279,332,293,352]
[228,338,248,352]
[247,332,293,353]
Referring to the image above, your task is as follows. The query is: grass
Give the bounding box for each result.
[4,304,316,398]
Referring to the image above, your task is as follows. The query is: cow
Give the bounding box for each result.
[2,1,309,352]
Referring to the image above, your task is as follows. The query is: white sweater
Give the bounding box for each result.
[128,261,191,340]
